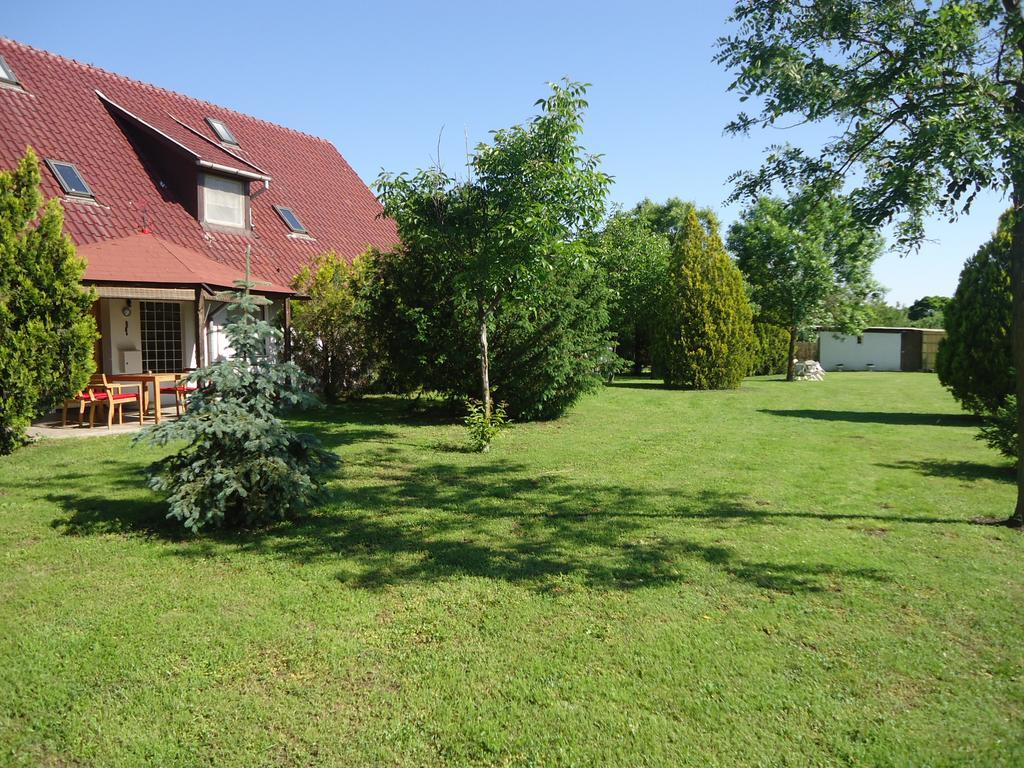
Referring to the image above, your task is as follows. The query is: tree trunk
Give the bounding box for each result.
[786,326,797,382]
[1010,204,1024,527]
[478,304,492,419]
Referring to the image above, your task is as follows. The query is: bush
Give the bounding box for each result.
[749,323,790,376]
[655,210,755,389]
[464,399,510,452]
[977,396,1017,462]
[0,148,96,453]
[594,212,672,373]
[936,211,1013,415]
[290,251,372,400]
[134,282,339,530]
[357,245,616,420]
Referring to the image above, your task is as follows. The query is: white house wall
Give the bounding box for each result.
[205,297,284,363]
[819,332,902,371]
[99,297,197,374]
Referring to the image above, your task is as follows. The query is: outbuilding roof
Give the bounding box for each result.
[0,38,398,286]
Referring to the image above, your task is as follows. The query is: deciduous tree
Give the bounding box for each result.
[594,211,672,372]
[375,80,610,419]
[727,193,883,380]
[716,0,1024,525]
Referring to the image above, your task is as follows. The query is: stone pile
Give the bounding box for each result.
[794,360,826,381]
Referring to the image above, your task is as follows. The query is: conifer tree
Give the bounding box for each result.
[937,212,1014,416]
[135,263,339,530]
[656,210,754,389]
[0,147,95,453]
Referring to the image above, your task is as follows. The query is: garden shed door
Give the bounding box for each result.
[900,331,923,371]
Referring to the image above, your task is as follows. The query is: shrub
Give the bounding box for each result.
[977,396,1017,462]
[134,280,339,530]
[749,323,790,376]
[594,212,672,373]
[655,210,755,389]
[0,148,96,453]
[357,245,616,420]
[464,399,510,452]
[936,211,1014,415]
[290,251,372,400]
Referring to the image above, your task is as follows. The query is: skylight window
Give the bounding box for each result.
[274,205,308,234]
[206,117,239,146]
[45,160,93,197]
[0,55,19,86]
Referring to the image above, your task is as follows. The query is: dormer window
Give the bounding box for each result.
[45,159,93,198]
[206,117,239,146]
[200,173,247,229]
[0,55,20,86]
[274,205,308,234]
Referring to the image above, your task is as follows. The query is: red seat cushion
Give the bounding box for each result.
[109,393,138,401]
[160,386,197,394]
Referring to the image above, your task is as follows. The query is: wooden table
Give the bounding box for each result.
[107,372,184,424]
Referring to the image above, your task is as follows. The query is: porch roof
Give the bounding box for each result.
[79,233,295,295]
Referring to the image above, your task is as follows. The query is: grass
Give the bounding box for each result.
[1,372,1022,766]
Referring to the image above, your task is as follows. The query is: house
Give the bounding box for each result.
[0,38,397,376]
[817,327,946,372]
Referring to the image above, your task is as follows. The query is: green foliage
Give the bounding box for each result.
[373,80,612,420]
[716,2,1022,250]
[594,211,672,372]
[632,197,720,243]
[357,244,615,420]
[716,1,1024,521]
[977,395,1017,462]
[0,147,95,453]
[655,210,755,389]
[936,213,1014,416]
[464,399,510,453]
[290,251,372,400]
[908,295,951,323]
[728,192,883,378]
[749,323,790,376]
[134,278,339,530]
[864,298,912,328]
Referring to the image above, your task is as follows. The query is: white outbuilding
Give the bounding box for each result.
[817,327,945,372]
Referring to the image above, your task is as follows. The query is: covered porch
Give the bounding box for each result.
[34,233,296,435]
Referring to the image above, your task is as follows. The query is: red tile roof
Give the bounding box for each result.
[0,38,398,287]
[79,233,295,295]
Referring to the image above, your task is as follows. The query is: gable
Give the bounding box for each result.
[0,38,398,287]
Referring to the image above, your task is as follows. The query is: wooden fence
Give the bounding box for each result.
[795,339,819,361]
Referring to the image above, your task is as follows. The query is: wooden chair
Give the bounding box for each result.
[93,374,144,428]
[62,374,106,427]
[159,371,198,416]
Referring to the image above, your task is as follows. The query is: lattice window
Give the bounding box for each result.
[141,301,182,373]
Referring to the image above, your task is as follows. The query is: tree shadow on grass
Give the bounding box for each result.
[42,454,899,595]
[879,459,1015,484]
[759,409,981,427]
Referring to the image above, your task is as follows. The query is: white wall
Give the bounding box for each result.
[99,298,196,373]
[819,332,902,371]
[206,297,284,363]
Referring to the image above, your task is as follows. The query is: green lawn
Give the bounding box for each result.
[1,373,1022,766]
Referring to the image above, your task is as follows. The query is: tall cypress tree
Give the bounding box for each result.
[0,147,95,453]
[656,210,754,389]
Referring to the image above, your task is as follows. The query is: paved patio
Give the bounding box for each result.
[28,403,179,440]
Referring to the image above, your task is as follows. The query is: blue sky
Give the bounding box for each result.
[4,0,1008,304]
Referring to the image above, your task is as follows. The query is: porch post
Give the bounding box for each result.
[194,288,207,368]
[283,297,293,362]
